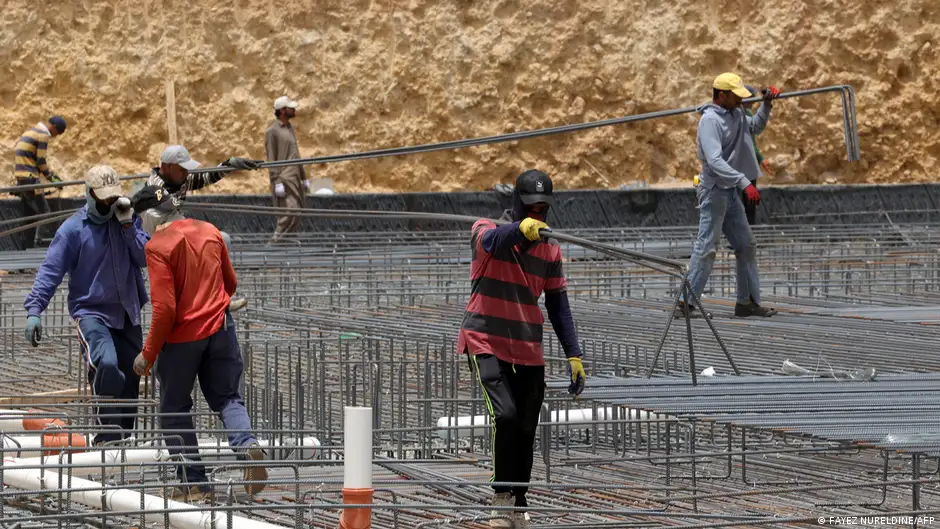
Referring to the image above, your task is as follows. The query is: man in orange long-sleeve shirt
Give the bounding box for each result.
[130,185,267,502]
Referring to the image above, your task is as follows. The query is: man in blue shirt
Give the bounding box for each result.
[24,165,150,445]
[683,73,780,319]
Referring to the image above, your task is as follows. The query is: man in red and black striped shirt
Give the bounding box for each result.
[457,169,586,529]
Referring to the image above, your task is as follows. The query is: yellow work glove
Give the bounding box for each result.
[519,218,550,241]
[567,357,586,397]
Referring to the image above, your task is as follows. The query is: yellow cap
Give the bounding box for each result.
[713,73,752,98]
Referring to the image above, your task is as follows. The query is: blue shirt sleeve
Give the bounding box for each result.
[481,221,524,254]
[545,290,582,358]
[121,216,150,268]
[24,224,76,317]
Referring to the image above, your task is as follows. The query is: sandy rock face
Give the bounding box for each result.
[1,1,937,196]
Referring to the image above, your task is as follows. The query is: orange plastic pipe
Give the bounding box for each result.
[22,416,66,431]
[39,432,86,455]
[338,488,373,529]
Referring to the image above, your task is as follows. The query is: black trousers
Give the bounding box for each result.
[16,178,52,249]
[472,353,545,507]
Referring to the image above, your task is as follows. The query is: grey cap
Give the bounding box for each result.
[160,145,201,171]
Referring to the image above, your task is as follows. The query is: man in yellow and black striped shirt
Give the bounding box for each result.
[13,116,67,248]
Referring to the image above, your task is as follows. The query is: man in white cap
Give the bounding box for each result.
[145,145,259,310]
[265,96,307,243]
[24,165,150,445]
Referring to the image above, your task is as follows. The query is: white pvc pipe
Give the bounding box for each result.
[191,436,322,461]
[0,409,61,433]
[2,433,86,454]
[2,456,286,529]
[11,436,322,476]
[343,407,372,489]
[435,407,676,439]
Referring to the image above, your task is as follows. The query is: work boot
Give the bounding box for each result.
[229,295,248,312]
[161,485,213,503]
[674,301,712,319]
[243,443,268,495]
[734,302,777,318]
[488,492,514,528]
[511,512,531,529]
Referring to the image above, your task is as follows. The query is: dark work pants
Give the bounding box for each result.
[472,353,545,508]
[78,313,143,445]
[156,312,256,487]
[16,178,52,249]
[742,182,757,226]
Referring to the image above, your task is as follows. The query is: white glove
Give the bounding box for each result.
[303,180,310,189]
[274,183,286,197]
[115,197,134,226]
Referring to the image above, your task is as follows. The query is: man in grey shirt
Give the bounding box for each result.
[265,96,308,244]
[681,73,780,319]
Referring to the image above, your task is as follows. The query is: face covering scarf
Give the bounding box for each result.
[85,188,116,224]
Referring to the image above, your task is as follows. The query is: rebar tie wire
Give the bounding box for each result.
[0,85,858,196]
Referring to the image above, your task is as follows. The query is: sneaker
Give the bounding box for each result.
[229,296,248,312]
[488,492,514,528]
[674,301,712,319]
[161,485,213,503]
[243,443,268,495]
[734,302,777,318]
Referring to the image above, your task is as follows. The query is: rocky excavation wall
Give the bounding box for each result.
[1,1,937,196]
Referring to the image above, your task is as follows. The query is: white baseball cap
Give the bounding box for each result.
[160,145,201,171]
[85,165,123,199]
[273,96,299,110]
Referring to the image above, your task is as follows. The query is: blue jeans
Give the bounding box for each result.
[686,186,761,305]
[155,312,256,485]
[78,313,143,445]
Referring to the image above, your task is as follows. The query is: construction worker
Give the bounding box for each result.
[13,116,67,249]
[742,85,774,225]
[24,165,149,445]
[130,185,267,502]
[144,145,258,311]
[265,96,308,243]
[456,169,586,529]
[682,73,780,319]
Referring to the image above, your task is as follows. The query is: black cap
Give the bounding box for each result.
[131,185,172,214]
[515,169,553,205]
[49,116,67,134]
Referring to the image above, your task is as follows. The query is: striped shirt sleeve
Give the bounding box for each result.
[14,128,52,179]
[189,171,223,191]
[471,219,496,251]
[544,241,567,293]
[147,169,165,188]
[35,139,50,177]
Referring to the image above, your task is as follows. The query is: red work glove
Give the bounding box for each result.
[743,184,760,205]
[760,159,774,176]
[762,86,781,100]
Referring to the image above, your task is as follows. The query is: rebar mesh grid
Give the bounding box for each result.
[0,221,938,528]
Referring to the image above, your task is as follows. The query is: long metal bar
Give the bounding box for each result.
[0,85,858,195]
